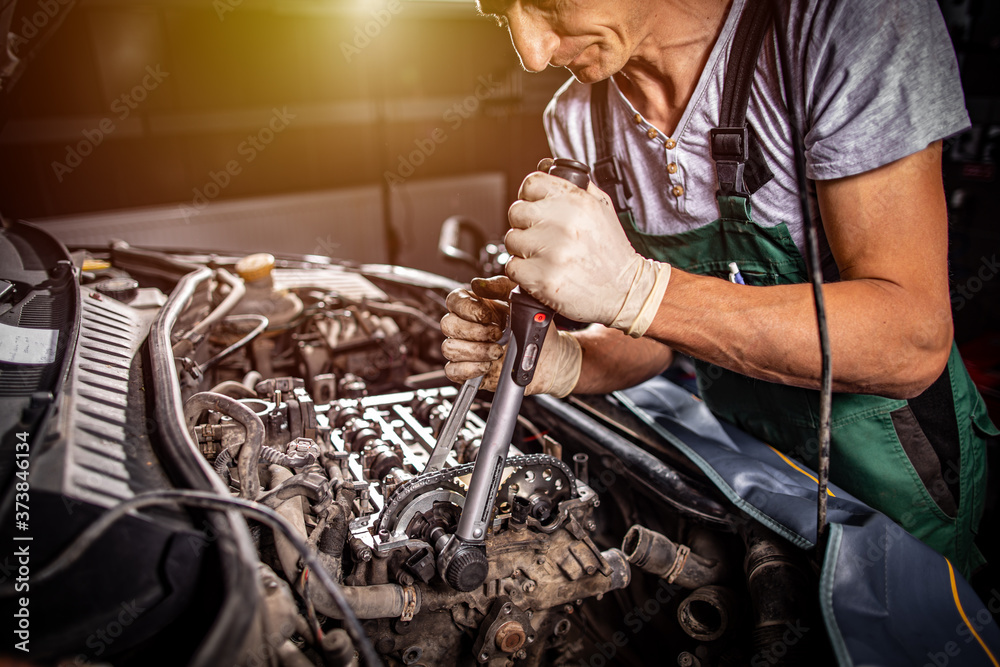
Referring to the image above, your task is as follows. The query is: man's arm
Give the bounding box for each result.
[642,141,952,398]
[571,324,674,394]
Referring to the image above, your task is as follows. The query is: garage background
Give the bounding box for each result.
[0,0,997,418]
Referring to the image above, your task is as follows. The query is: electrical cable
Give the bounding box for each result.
[197,314,269,373]
[0,490,383,667]
[359,297,443,332]
[772,0,834,547]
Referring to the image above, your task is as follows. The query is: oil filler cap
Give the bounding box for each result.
[95,278,139,303]
[235,252,276,283]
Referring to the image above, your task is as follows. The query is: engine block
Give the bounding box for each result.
[193,376,629,666]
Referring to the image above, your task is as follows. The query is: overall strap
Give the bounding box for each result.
[589,78,633,215]
[711,0,776,198]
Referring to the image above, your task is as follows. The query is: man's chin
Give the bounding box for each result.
[566,62,615,84]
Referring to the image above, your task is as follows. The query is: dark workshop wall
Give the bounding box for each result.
[0,0,566,231]
[940,0,1000,415]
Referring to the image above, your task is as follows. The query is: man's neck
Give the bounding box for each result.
[615,0,732,136]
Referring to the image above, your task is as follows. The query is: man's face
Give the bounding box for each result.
[480,0,644,83]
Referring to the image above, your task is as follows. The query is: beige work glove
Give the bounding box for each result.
[505,170,671,338]
[440,276,582,397]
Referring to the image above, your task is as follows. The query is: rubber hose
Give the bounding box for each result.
[185,392,265,500]
[268,466,416,620]
[623,525,726,589]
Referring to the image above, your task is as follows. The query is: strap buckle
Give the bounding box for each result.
[711,127,750,196]
[593,155,632,214]
[715,162,747,197]
[710,126,750,162]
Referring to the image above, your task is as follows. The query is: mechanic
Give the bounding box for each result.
[441,0,999,578]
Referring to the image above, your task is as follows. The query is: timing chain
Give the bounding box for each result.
[377,453,577,535]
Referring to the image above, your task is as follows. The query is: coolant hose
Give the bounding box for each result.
[188,268,245,338]
[623,525,727,589]
[743,524,816,665]
[676,585,738,642]
[185,391,265,500]
[209,380,258,399]
[268,466,417,620]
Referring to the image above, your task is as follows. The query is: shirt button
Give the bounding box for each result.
[665,138,677,149]
[667,162,678,174]
[672,185,684,197]
[634,113,643,124]
[646,127,658,139]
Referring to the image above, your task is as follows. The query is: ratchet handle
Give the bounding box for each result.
[445,157,593,583]
[506,158,592,387]
[508,288,553,387]
[547,157,592,190]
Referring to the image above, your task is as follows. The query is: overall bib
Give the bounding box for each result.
[589,1,999,577]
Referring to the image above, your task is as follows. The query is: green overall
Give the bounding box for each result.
[587,1,999,577]
[619,196,997,577]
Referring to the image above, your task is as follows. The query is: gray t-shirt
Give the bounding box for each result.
[543,0,969,278]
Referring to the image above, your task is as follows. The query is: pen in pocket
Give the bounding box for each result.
[728,262,746,285]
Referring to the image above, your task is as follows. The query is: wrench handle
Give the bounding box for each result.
[506,158,591,387]
[508,288,553,387]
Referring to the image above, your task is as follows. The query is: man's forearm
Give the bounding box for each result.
[571,324,674,394]
[638,144,954,400]
[643,269,952,399]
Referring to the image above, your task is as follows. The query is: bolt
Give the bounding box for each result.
[481,652,490,661]
[473,528,483,538]
[495,620,526,654]
[536,556,546,565]
[585,520,597,531]
[516,650,527,659]
[521,580,536,593]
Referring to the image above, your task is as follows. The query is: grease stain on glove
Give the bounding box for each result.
[440,275,582,397]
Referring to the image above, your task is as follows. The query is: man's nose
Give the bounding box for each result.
[507,9,559,73]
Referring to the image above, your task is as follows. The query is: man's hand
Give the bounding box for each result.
[440,276,583,397]
[505,171,671,337]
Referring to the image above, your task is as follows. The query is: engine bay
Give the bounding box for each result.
[171,251,634,666]
[0,224,833,667]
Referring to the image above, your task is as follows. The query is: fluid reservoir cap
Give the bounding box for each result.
[235,253,276,283]
[95,278,139,303]
[82,258,111,271]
